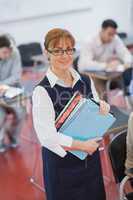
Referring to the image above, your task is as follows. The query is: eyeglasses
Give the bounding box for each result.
[47,48,76,56]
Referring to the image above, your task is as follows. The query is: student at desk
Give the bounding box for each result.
[78,19,132,98]
[0,35,24,152]
[32,28,110,200]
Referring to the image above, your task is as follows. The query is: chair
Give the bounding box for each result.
[108,129,133,199]
[18,42,43,67]
[117,32,127,39]
[122,68,133,95]
[122,68,133,109]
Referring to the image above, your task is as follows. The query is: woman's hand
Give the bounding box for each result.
[68,139,100,155]
[81,139,100,155]
[99,100,110,115]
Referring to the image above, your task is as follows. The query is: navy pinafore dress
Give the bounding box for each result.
[38,74,106,200]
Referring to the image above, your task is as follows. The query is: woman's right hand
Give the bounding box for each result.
[81,139,100,155]
[70,139,100,155]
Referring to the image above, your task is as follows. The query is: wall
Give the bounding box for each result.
[0,0,131,47]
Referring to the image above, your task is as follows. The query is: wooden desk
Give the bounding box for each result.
[0,93,30,109]
[84,70,123,101]
[84,71,122,81]
[0,92,29,127]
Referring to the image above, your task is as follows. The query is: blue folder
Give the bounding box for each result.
[59,98,116,160]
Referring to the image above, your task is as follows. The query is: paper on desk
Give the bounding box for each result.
[106,64,124,72]
[4,87,24,98]
[86,66,104,71]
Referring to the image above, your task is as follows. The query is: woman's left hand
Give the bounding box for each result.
[99,100,110,115]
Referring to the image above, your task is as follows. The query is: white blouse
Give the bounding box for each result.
[32,67,98,157]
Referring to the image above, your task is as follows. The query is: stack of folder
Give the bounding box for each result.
[55,92,116,160]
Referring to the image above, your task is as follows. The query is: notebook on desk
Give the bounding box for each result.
[0,86,24,102]
[56,93,116,160]
[4,87,24,99]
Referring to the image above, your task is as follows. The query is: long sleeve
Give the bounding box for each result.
[0,49,22,86]
[115,36,132,66]
[32,86,73,157]
[78,42,106,72]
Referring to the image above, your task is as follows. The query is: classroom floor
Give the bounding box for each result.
[0,114,46,200]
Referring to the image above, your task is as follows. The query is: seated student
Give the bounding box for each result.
[125,112,133,176]
[32,28,111,200]
[78,19,132,98]
[0,35,25,152]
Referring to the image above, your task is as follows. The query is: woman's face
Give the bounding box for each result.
[46,38,74,71]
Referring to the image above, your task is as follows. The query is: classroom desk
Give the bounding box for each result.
[83,70,123,101]
[0,92,29,135]
[0,92,30,104]
[0,93,30,116]
[84,70,122,81]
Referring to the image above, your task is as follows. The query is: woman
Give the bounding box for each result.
[32,28,110,200]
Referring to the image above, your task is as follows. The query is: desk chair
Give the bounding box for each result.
[117,32,127,40]
[122,68,132,94]
[122,68,133,109]
[18,42,43,67]
[108,129,133,200]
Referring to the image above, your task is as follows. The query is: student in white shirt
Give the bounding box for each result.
[0,35,25,152]
[32,28,110,200]
[78,19,132,98]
